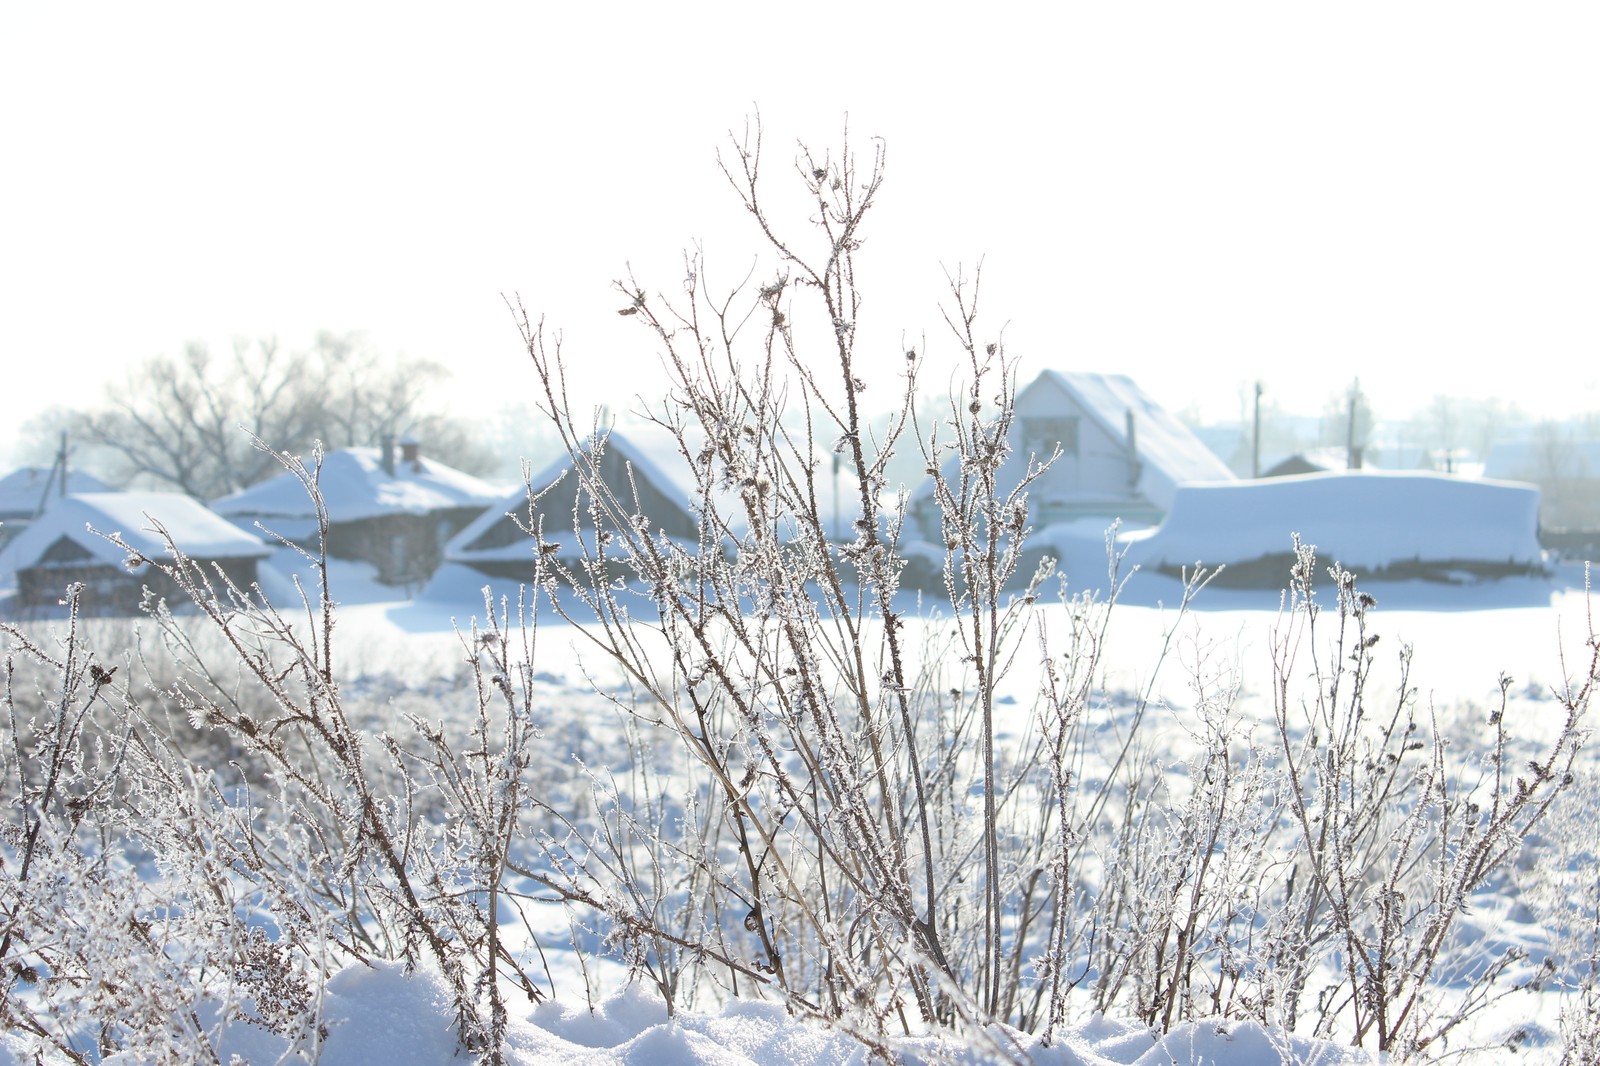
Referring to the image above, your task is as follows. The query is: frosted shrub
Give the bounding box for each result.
[1,117,1592,1064]
[505,117,1194,1050]
[1259,541,1590,1055]
[507,118,1594,1059]
[0,466,558,1063]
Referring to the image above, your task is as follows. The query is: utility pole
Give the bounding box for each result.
[832,452,841,542]
[1346,380,1364,471]
[1252,381,1263,478]
[55,431,69,498]
[32,431,72,520]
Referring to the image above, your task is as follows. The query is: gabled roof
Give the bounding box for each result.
[1024,370,1236,490]
[447,430,697,565]
[909,370,1235,518]
[1260,447,1362,478]
[0,467,116,519]
[211,447,504,524]
[5,492,269,575]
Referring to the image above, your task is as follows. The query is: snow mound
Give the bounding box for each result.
[1122,471,1544,586]
[45,962,1380,1066]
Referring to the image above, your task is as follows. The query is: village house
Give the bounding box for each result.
[442,429,697,586]
[6,492,270,615]
[211,438,503,588]
[907,370,1235,542]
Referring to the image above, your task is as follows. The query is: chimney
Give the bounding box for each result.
[381,434,396,476]
[399,435,422,470]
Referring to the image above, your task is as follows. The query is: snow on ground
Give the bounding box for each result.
[264,558,1595,1066]
[1121,472,1544,574]
[0,960,1377,1065]
[4,511,1595,1063]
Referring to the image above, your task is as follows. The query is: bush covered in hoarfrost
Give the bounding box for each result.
[1,120,1594,1064]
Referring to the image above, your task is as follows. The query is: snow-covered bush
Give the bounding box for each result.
[500,119,1596,1058]
[1,478,559,1063]
[0,119,1592,1064]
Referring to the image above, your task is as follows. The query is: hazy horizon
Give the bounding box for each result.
[5,3,1597,472]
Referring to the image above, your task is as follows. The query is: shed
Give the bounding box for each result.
[1120,471,1546,587]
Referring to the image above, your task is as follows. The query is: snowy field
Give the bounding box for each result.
[3,552,1597,1064]
[409,560,1597,1064]
[202,567,1600,1060]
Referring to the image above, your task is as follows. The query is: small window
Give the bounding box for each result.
[1022,416,1079,457]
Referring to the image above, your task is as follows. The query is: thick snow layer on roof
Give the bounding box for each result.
[909,371,1235,518]
[211,447,504,523]
[444,486,537,563]
[1034,370,1236,489]
[448,429,713,564]
[0,467,115,517]
[3,492,269,573]
[1122,471,1543,572]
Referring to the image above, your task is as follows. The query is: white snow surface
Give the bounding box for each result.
[0,466,115,518]
[1032,370,1237,492]
[1,491,269,575]
[3,577,1590,1062]
[0,959,1375,1066]
[1120,470,1543,572]
[211,446,505,524]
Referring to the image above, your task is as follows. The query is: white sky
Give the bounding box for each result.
[3,3,1598,468]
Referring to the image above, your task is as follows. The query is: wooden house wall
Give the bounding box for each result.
[18,558,261,615]
[322,506,484,586]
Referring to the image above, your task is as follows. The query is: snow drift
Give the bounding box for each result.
[1121,471,1546,586]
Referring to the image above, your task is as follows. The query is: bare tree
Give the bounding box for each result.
[74,333,495,499]
[1412,394,1524,472]
[82,337,318,499]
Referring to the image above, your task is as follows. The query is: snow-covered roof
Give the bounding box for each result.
[0,467,116,518]
[1122,471,1543,573]
[447,429,697,564]
[211,447,505,524]
[446,485,554,565]
[1028,370,1236,491]
[909,370,1235,517]
[4,492,270,574]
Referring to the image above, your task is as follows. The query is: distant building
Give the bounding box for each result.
[907,370,1235,540]
[7,492,270,614]
[1259,447,1363,479]
[443,430,696,585]
[211,439,503,588]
